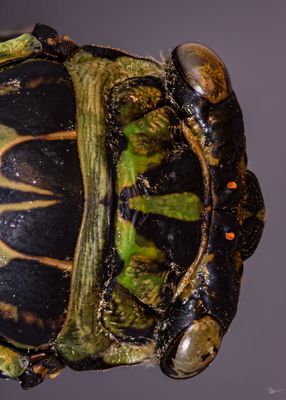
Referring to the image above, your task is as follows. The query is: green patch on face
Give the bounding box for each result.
[129,192,202,222]
[115,103,201,309]
[116,217,163,263]
[116,217,166,307]
[121,255,166,306]
[0,34,42,64]
[117,107,174,189]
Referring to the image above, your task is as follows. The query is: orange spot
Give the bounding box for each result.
[227,181,238,190]
[225,232,235,241]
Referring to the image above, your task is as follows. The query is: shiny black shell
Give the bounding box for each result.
[0,57,84,346]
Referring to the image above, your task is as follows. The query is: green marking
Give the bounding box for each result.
[103,283,155,337]
[102,341,155,366]
[0,125,18,147]
[241,208,253,219]
[241,207,265,223]
[0,33,42,65]
[256,208,265,222]
[116,217,163,262]
[0,344,29,378]
[56,50,112,362]
[117,85,162,126]
[117,107,174,188]
[116,218,166,307]
[129,192,203,222]
[119,256,166,307]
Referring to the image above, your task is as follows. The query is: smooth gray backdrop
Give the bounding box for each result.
[0,1,284,399]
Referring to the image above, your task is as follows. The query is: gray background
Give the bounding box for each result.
[0,0,284,399]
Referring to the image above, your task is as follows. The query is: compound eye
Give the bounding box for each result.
[160,316,222,379]
[174,42,230,104]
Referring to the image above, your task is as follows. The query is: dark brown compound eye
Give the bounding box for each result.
[173,42,231,104]
[160,316,223,379]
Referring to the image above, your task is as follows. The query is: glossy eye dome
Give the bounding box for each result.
[160,316,222,378]
[173,42,231,104]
